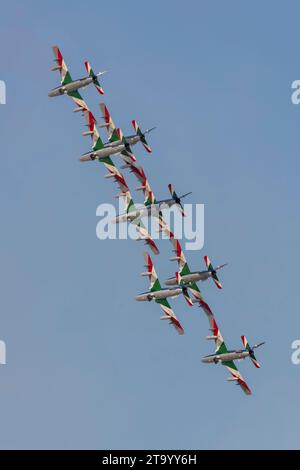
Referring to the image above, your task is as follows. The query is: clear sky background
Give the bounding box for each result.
[0,0,299,450]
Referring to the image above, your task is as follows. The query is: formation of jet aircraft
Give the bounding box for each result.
[48,46,265,396]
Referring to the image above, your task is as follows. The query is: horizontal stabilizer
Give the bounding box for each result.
[132,119,153,153]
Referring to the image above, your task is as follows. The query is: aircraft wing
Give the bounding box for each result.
[52,46,72,85]
[101,156,130,195]
[83,108,97,132]
[68,89,90,113]
[156,298,184,335]
[135,222,160,255]
[142,253,184,334]
[166,231,190,276]
[82,108,106,152]
[124,161,157,205]
[124,161,147,187]
[142,252,161,289]
[99,103,116,140]
[99,104,136,159]
[223,361,252,395]
[157,217,190,275]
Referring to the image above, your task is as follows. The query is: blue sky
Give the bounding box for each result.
[0,0,299,449]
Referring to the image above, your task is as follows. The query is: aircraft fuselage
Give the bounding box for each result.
[201,350,249,364]
[48,76,93,97]
[113,207,152,224]
[80,143,130,162]
[165,270,211,286]
[135,287,183,302]
[106,135,140,148]
[113,201,176,224]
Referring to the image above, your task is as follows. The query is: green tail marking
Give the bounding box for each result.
[88,66,96,78]
[211,271,220,285]
[216,341,228,356]
[110,128,120,143]
[62,71,72,86]
[156,297,170,307]
[126,198,135,214]
[93,135,105,151]
[180,262,191,277]
[221,359,238,371]
[144,192,157,207]
[151,278,162,292]
[67,90,83,100]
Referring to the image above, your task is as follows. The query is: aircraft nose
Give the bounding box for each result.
[80,155,92,162]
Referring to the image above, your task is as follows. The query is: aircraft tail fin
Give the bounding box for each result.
[204,255,223,289]
[117,128,136,162]
[84,61,105,95]
[132,120,153,153]
[241,336,265,369]
[168,184,185,217]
